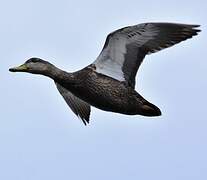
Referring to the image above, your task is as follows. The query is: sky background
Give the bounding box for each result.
[0,0,206,179]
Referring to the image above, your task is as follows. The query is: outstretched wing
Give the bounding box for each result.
[93,23,200,88]
[55,82,91,125]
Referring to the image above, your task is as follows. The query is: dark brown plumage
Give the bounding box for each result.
[9,22,200,125]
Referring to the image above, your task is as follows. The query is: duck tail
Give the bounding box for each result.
[139,102,162,117]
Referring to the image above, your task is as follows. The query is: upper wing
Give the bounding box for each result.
[93,23,200,88]
[55,82,91,125]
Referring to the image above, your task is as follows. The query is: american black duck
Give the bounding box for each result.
[9,22,200,125]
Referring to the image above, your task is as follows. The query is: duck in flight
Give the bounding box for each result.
[9,22,200,125]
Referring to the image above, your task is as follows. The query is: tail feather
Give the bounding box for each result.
[140,103,161,117]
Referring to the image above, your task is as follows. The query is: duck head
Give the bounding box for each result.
[9,57,53,75]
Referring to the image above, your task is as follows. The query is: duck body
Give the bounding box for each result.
[57,65,161,116]
[9,22,200,125]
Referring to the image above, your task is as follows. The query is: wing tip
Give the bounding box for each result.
[80,117,90,126]
[78,111,90,126]
[191,24,201,32]
[186,24,201,37]
[191,24,201,28]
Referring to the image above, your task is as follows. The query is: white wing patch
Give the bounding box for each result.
[95,57,125,81]
[94,35,127,81]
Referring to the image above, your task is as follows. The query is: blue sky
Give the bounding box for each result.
[0,0,206,179]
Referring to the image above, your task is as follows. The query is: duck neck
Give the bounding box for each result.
[46,65,75,84]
